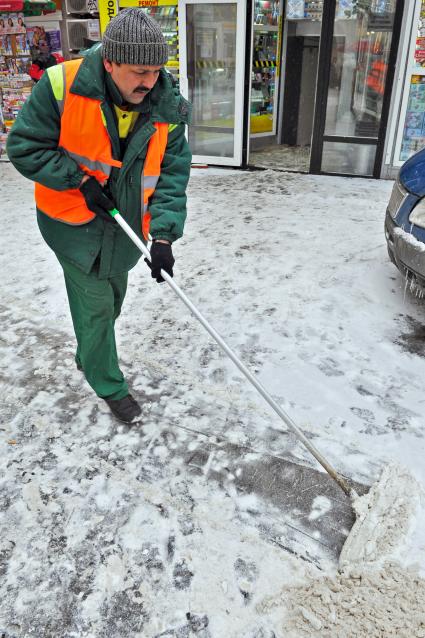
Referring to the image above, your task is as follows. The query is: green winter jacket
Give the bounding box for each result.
[6,45,192,278]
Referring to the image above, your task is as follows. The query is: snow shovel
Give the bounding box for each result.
[109,208,355,498]
[109,208,420,568]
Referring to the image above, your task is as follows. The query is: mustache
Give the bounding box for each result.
[133,86,151,93]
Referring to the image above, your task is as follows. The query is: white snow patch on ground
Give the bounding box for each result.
[1,164,425,636]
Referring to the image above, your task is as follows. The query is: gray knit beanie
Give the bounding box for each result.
[102,8,168,66]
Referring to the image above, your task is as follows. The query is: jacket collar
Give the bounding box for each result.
[70,44,191,125]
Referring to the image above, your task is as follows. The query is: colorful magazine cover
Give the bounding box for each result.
[0,35,12,55]
[46,29,61,52]
[15,33,29,54]
[26,24,62,54]
[0,13,26,35]
[405,112,425,129]
[26,25,47,49]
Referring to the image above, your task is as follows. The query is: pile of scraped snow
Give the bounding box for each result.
[339,464,423,569]
[258,464,425,637]
[259,562,425,637]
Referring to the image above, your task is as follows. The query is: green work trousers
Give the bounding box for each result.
[57,254,129,400]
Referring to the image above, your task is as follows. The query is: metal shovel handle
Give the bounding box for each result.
[110,209,355,498]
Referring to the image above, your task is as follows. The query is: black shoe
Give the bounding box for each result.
[104,394,142,424]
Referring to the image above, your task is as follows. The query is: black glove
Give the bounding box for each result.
[144,241,174,283]
[80,176,115,224]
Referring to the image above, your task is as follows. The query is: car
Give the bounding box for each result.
[385,148,425,292]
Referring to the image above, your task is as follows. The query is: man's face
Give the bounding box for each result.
[35,39,50,62]
[103,60,161,104]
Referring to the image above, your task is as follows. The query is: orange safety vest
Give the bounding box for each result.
[35,58,168,239]
[366,60,387,96]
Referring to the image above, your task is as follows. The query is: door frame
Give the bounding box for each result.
[178,0,247,166]
[309,0,405,178]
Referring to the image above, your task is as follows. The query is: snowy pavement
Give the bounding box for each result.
[1,164,425,636]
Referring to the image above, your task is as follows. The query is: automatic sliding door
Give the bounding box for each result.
[179,0,246,165]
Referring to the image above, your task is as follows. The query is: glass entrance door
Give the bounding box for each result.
[313,0,400,176]
[248,0,323,173]
[178,0,246,165]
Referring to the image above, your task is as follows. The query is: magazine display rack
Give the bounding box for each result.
[0,8,63,159]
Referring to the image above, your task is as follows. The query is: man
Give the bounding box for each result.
[7,9,192,423]
[29,39,64,83]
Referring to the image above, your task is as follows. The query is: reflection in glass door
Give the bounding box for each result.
[178,0,246,165]
[316,0,399,175]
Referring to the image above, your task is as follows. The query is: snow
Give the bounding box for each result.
[1,164,425,636]
[394,226,425,252]
[339,463,423,570]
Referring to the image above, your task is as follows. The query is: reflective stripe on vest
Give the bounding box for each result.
[48,64,66,115]
[35,58,169,231]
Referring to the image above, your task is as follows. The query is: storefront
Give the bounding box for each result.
[0,0,409,177]
[176,0,405,177]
